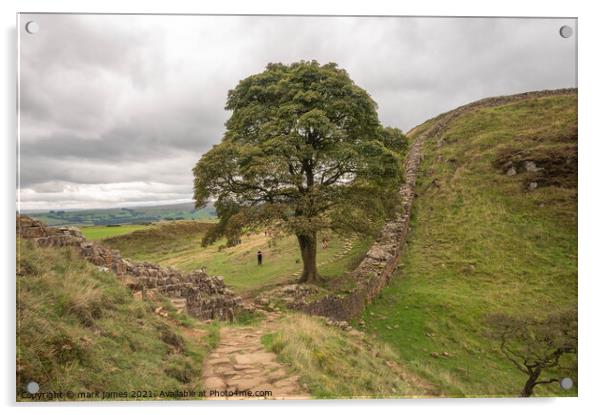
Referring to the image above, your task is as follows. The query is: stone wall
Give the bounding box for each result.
[296,129,424,320]
[298,88,577,321]
[17,215,243,321]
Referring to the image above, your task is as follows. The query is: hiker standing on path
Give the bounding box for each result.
[257,250,263,265]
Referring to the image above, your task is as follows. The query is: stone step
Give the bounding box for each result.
[169,297,187,314]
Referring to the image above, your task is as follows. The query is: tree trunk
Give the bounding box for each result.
[521,369,542,397]
[297,232,320,284]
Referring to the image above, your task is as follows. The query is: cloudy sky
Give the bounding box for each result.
[18,14,576,211]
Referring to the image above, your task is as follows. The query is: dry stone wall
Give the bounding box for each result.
[299,88,577,321]
[297,131,424,321]
[17,215,243,321]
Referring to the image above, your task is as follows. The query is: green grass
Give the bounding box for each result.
[103,222,368,296]
[361,93,578,397]
[262,313,438,398]
[101,220,214,257]
[81,224,152,240]
[319,237,372,278]
[16,238,217,401]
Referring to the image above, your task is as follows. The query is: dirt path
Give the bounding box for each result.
[201,312,310,400]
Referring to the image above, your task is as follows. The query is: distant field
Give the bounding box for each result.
[26,202,216,227]
[81,224,152,240]
[361,93,577,397]
[101,221,370,296]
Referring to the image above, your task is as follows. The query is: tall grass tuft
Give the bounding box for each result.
[263,314,437,398]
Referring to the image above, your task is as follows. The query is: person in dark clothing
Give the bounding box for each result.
[257,250,263,265]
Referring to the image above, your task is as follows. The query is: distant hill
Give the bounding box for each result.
[24,202,216,226]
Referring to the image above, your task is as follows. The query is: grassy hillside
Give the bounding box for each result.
[361,92,577,397]
[262,314,438,398]
[81,224,153,240]
[26,202,216,227]
[16,238,218,400]
[101,220,214,255]
[102,221,371,296]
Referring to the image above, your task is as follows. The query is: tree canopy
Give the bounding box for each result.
[486,310,577,397]
[193,61,406,283]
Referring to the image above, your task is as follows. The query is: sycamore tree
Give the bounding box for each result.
[193,61,406,284]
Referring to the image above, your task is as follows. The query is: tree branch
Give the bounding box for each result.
[533,378,559,386]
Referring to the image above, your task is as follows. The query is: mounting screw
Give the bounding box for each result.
[559,25,573,39]
[25,21,39,34]
[26,381,40,394]
[560,377,573,390]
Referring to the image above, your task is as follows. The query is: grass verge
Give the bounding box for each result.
[261,313,438,398]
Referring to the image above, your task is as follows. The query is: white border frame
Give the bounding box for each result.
[3,1,600,414]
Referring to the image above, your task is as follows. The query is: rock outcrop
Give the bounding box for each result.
[17,215,242,321]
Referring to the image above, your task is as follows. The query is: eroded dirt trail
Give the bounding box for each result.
[202,313,310,400]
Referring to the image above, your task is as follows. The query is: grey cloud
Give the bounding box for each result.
[20,154,199,188]
[20,113,219,163]
[18,14,576,210]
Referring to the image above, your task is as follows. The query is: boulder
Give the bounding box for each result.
[524,161,541,172]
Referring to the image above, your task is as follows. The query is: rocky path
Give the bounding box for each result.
[201,312,310,400]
